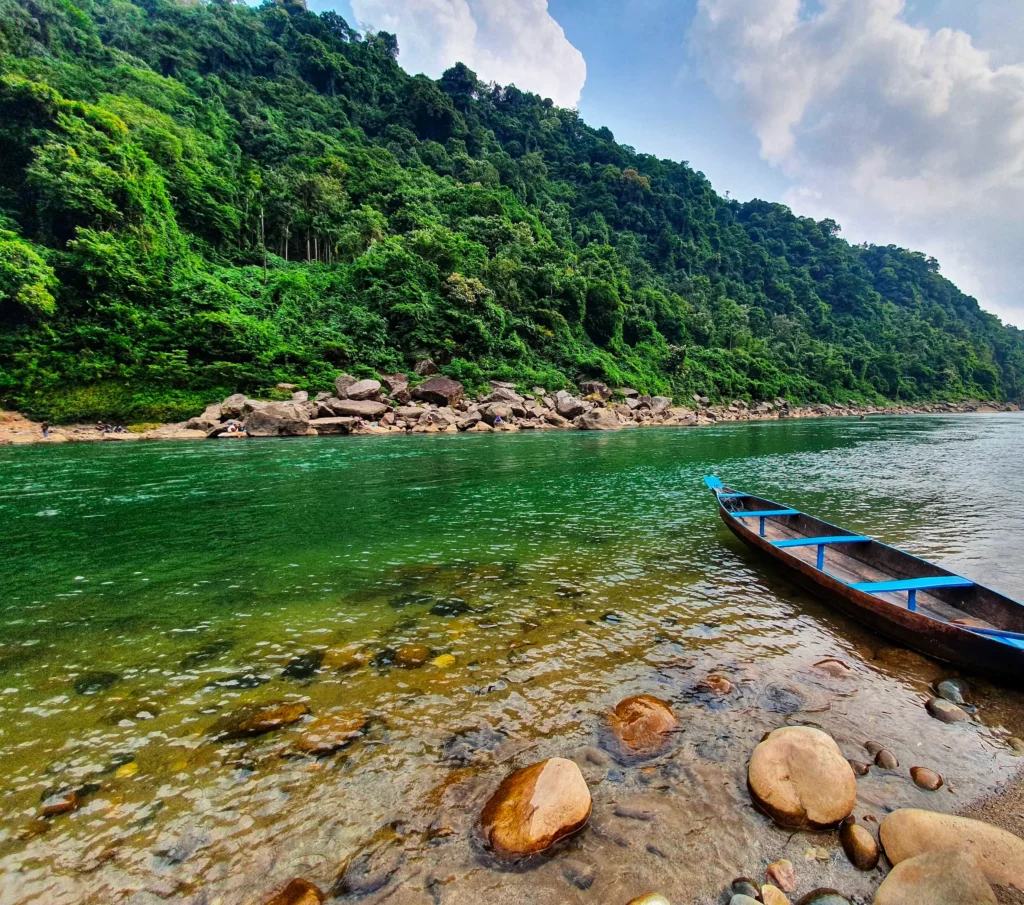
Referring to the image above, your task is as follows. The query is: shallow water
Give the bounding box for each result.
[1,415,1024,905]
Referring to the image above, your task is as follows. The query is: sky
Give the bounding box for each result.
[311,0,1024,328]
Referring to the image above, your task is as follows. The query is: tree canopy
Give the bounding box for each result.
[1,0,1021,422]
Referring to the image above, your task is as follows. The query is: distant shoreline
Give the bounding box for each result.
[1,397,1019,448]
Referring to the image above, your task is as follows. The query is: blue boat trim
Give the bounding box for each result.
[771,536,870,548]
[703,476,724,491]
[731,510,800,518]
[715,493,749,499]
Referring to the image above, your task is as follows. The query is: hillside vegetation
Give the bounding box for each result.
[1,0,1022,422]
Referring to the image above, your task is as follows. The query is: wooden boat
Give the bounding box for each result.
[704,476,1024,683]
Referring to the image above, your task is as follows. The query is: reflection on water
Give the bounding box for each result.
[1,415,1024,904]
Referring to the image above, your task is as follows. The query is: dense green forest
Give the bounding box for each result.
[1,0,1022,422]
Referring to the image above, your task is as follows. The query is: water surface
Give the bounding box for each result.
[2,415,1024,905]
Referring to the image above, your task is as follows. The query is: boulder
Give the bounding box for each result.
[608,695,679,758]
[879,809,1024,888]
[323,398,388,419]
[291,390,309,403]
[490,385,524,404]
[480,403,511,426]
[243,402,311,437]
[555,391,588,420]
[343,379,382,401]
[264,879,325,905]
[544,411,571,428]
[747,727,857,828]
[334,374,357,396]
[651,396,672,414]
[221,393,249,419]
[840,817,880,870]
[309,417,356,435]
[414,359,439,376]
[579,407,623,431]
[413,376,464,407]
[580,381,612,400]
[873,849,996,905]
[379,373,408,395]
[619,387,639,398]
[480,758,591,857]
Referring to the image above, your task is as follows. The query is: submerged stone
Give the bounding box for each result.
[926,697,970,723]
[263,878,325,905]
[840,816,879,871]
[873,849,996,905]
[281,650,324,680]
[936,678,969,705]
[73,671,121,695]
[429,597,470,617]
[910,766,943,791]
[875,748,899,770]
[292,711,367,755]
[395,644,430,668]
[608,695,679,759]
[212,702,309,738]
[480,757,592,857]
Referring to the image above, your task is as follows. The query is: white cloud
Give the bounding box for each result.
[350,0,586,108]
[689,0,1024,327]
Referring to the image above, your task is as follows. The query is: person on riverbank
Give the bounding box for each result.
[41,420,49,438]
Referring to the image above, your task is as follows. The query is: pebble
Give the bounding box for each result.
[114,762,139,780]
[626,896,670,905]
[926,697,970,723]
[840,816,879,871]
[480,757,592,857]
[873,849,996,905]
[874,748,899,770]
[761,885,791,905]
[40,790,78,817]
[263,878,325,905]
[697,674,735,694]
[848,759,870,776]
[730,878,761,899]
[936,678,969,705]
[909,766,943,791]
[766,859,796,892]
[747,727,856,828]
[864,741,885,756]
[431,653,456,668]
[73,671,121,695]
[880,808,1024,887]
[213,702,310,738]
[395,644,430,668]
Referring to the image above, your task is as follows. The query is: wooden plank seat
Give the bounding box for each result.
[772,534,871,568]
[851,576,975,612]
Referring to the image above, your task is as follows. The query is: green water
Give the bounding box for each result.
[1,416,1023,905]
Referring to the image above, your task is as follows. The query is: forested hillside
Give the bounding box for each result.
[1,0,1022,422]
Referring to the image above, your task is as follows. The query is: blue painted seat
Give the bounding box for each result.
[772,536,870,548]
[731,510,800,518]
[851,576,974,612]
[716,493,749,499]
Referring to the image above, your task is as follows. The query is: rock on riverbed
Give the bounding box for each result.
[873,849,996,905]
[608,695,679,758]
[840,817,879,870]
[880,809,1024,888]
[480,758,591,857]
[747,727,857,828]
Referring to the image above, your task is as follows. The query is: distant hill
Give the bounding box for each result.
[1,0,1021,421]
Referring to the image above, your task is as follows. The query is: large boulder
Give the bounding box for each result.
[185,403,224,432]
[480,758,592,857]
[490,385,524,404]
[555,391,587,420]
[343,379,382,401]
[414,359,438,376]
[579,407,623,431]
[243,402,311,437]
[413,376,464,407]
[322,398,388,419]
[220,393,249,419]
[479,403,511,426]
[334,374,357,397]
[608,695,678,758]
[651,396,673,414]
[309,417,356,435]
[747,727,857,828]
[873,849,996,905]
[379,373,408,394]
[879,809,1024,888]
[580,381,612,400]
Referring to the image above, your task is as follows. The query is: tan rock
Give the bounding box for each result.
[766,859,797,892]
[264,878,325,905]
[480,757,591,857]
[625,896,671,905]
[747,727,857,828]
[761,885,791,905]
[910,767,943,791]
[841,816,880,871]
[697,673,735,694]
[609,695,679,757]
[292,711,367,755]
[873,849,996,905]
[880,809,1024,888]
[395,644,430,668]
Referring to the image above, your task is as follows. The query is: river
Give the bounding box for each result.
[1,414,1023,904]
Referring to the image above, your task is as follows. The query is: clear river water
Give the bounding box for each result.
[1,414,1024,905]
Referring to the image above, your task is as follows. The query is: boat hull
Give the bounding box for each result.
[720,507,1024,684]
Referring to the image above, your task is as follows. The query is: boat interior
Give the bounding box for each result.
[711,480,1024,644]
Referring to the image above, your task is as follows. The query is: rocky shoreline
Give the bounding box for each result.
[2,363,1021,446]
